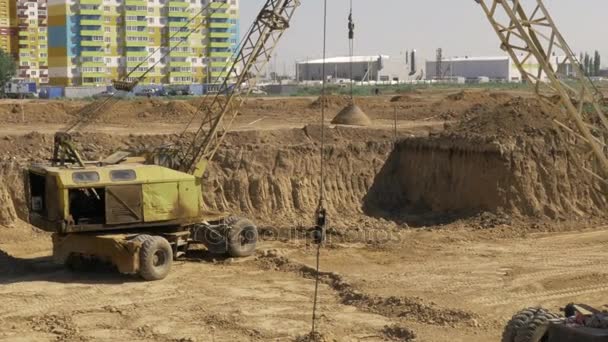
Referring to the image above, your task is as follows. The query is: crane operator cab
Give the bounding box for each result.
[24,160,258,281]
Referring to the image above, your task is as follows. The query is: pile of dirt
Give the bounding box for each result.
[445,96,557,140]
[0,101,81,124]
[309,95,351,109]
[331,103,372,126]
[428,90,513,121]
[365,96,608,222]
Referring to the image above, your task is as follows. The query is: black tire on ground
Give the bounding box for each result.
[65,253,87,272]
[510,308,559,342]
[502,308,539,342]
[203,227,228,255]
[131,234,153,244]
[227,218,258,258]
[138,236,173,281]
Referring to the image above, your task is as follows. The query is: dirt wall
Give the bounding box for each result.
[0,128,395,229]
[364,136,607,222]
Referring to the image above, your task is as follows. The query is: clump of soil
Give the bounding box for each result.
[29,314,80,340]
[383,325,416,341]
[0,183,16,227]
[309,95,350,109]
[390,95,417,103]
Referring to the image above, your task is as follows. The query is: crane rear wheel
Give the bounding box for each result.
[227,217,258,258]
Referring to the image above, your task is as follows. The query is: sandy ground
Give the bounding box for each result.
[1,224,607,342]
[1,90,607,341]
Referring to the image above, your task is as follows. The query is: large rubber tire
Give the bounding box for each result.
[227,218,258,258]
[514,308,559,342]
[131,234,153,244]
[65,253,89,272]
[202,226,228,255]
[502,307,558,342]
[139,236,173,281]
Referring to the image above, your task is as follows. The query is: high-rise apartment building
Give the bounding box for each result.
[44,0,239,87]
[0,0,17,57]
[205,0,238,83]
[15,0,49,84]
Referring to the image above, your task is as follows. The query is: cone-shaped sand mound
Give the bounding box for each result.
[331,103,372,126]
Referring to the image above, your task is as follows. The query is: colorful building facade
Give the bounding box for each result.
[0,0,17,58]
[205,0,238,83]
[44,0,240,86]
[16,0,49,83]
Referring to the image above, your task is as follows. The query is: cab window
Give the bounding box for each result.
[72,171,100,183]
[110,169,136,182]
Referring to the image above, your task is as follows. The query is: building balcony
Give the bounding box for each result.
[125,0,147,6]
[79,0,103,5]
[210,61,229,68]
[168,71,192,77]
[168,20,189,27]
[81,40,104,47]
[209,31,231,38]
[168,61,190,67]
[81,71,107,78]
[208,22,230,29]
[125,30,148,38]
[167,0,189,7]
[209,41,229,48]
[209,2,228,9]
[80,9,102,16]
[125,10,147,17]
[169,50,190,57]
[167,11,189,18]
[81,50,105,57]
[124,50,148,57]
[80,29,103,36]
[210,12,230,19]
[80,19,103,26]
[125,19,147,26]
[125,40,148,47]
[81,61,106,67]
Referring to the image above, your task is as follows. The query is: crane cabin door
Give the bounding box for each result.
[105,185,143,225]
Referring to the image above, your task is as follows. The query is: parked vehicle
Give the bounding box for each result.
[4,79,37,98]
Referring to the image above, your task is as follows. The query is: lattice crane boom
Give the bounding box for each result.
[173,0,301,176]
[475,0,608,183]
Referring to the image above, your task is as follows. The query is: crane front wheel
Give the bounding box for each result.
[138,236,173,281]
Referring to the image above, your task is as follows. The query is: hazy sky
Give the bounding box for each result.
[241,1,608,74]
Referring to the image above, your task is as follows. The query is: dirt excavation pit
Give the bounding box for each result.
[1,93,607,230]
[364,96,608,224]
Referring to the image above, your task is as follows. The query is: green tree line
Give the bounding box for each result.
[579,51,602,77]
[0,48,17,96]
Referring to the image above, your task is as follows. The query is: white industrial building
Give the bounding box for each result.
[425,55,568,82]
[296,55,389,82]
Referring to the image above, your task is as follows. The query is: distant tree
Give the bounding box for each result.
[594,50,601,77]
[584,53,591,76]
[0,48,16,96]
